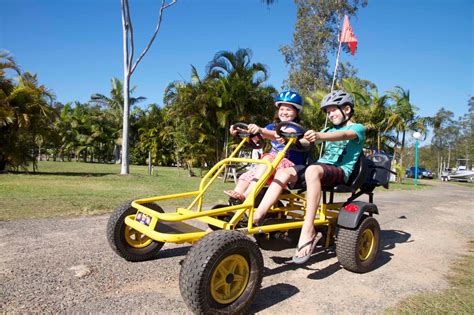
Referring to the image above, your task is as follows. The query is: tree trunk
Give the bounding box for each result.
[148,150,152,175]
[447,146,451,169]
[400,131,406,169]
[377,128,381,152]
[121,74,131,175]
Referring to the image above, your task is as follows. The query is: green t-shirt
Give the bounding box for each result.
[318,123,365,182]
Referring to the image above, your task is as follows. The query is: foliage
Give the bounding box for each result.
[2,49,470,182]
[280,0,367,94]
[0,51,57,171]
[164,48,277,168]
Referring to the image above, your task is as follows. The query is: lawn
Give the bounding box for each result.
[0,161,235,221]
[0,161,431,221]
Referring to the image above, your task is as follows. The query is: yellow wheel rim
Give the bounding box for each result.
[210,254,250,304]
[124,226,153,248]
[358,228,375,261]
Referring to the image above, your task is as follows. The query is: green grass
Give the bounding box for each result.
[376,179,431,191]
[385,241,474,314]
[0,161,432,221]
[0,161,235,221]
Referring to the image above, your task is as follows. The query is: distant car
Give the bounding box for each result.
[406,167,434,179]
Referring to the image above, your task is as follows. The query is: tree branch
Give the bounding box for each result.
[130,0,177,75]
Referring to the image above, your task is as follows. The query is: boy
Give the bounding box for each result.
[252,90,365,264]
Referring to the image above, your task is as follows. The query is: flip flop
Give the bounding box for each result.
[224,190,245,205]
[292,232,322,265]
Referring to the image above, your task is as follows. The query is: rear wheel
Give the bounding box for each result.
[106,200,164,262]
[336,216,380,273]
[179,231,263,314]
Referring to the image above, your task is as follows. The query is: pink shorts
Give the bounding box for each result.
[239,153,295,184]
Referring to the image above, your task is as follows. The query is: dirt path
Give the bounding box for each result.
[1,181,473,314]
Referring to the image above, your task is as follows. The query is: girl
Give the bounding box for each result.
[224,90,307,204]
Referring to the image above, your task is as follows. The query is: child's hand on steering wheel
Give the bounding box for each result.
[303,130,320,143]
[276,126,297,144]
[247,124,262,135]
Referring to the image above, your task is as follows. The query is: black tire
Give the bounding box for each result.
[179,230,263,314]
[253,187,289,250]
[336,216,380,273]
[208,204,234,231]
[106,200,165,262]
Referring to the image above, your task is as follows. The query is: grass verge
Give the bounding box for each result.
[1,161,432,221]
[0,161,235,221]
[385,240,474,314]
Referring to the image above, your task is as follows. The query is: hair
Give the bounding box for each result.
[342,103,355,120]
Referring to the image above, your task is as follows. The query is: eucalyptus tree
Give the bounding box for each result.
[429,107,456,172]
[280,0,367,94]
[120,0,177,175]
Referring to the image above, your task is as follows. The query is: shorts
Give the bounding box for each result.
[239,153,296,184]
[311,162,346,187]
[293,162,345,190]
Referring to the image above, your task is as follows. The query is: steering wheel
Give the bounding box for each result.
[231,122,264,149]
[275,121,311,152]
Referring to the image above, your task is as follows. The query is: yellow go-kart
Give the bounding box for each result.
[107,121,392,314]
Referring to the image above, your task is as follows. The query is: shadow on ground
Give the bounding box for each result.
[261,229,412,278]
[249,283,300,313]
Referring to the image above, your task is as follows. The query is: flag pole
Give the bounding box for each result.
[320,14,343,158]
[331,16,343,92]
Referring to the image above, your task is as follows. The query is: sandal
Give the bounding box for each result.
[224,190,245,205]
[292,232,322,264]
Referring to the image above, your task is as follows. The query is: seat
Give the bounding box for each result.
[323,154,369,193]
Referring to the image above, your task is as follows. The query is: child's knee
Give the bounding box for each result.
[273,170,291,182]
[305,165,324,180]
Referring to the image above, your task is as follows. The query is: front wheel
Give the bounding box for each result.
[179,230,263,314]
[336,216,380,273]
[106,200,165,262]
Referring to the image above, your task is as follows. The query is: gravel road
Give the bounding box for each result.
[1,181,473,314]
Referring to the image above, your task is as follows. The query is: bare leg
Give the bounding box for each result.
[252,167,298,224]
[242,155,273,197]
[295,164,324,258]
[233,179,250,196]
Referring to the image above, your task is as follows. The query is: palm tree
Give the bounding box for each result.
[90,77,146,163]
[0,64,57,171]
[206,48,273,124]
[386,86,427,175]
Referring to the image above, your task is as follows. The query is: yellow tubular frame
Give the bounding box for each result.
[123,135,340,245]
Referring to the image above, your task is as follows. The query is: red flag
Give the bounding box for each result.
[340,15,358,55]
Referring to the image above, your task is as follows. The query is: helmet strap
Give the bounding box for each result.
[333,107,349,126]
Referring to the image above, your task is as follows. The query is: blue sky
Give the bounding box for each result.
[1,0,473,143]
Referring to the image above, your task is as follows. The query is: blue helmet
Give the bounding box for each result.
[275,90,303,112]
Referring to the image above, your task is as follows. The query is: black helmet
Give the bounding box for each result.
[320,90,354,112]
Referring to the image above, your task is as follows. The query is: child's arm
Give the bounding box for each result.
[304,129,358,143]
[247,124,278,140]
